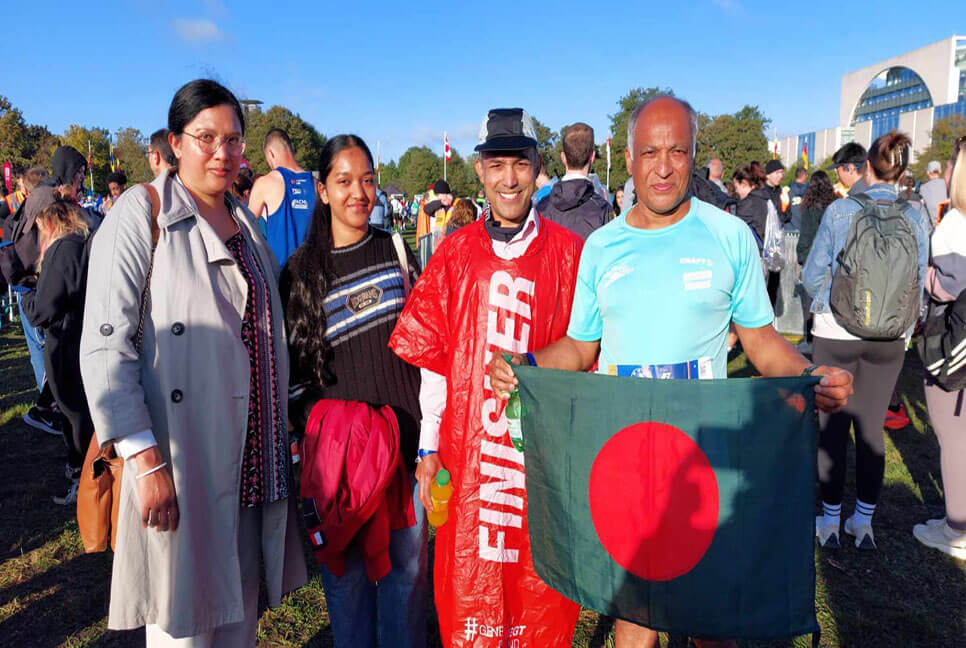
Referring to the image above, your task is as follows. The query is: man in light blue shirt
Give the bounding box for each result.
[489,95,855,648]
[568,194,772,380]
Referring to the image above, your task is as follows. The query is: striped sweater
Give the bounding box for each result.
[285,228,423,468]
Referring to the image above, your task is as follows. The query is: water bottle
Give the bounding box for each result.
[427,469,454,528]
[506,390,524,452]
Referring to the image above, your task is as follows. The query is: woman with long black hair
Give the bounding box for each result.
[796,170,836,263]
[795,170,837,352]
[281,135,427,648]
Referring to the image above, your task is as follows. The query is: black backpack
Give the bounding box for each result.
[829,194,920,340]
[918,289,966,392]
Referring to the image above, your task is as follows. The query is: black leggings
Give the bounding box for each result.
[813,336,905,506]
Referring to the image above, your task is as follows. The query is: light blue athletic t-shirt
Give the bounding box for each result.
[567,198,774,380]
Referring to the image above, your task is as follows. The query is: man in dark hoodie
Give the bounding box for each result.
[536,122,612,239]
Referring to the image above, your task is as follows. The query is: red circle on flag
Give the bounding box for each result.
[588,421,719,581]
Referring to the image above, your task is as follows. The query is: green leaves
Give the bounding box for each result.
[908,115,966,181]
[243,106,326,175]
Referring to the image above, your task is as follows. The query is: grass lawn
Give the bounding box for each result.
[0,323,962,647]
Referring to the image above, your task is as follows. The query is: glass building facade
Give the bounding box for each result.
[852,67,932,139]
[932,39,966,121]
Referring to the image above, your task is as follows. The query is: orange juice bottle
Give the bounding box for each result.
[427,469,453,527]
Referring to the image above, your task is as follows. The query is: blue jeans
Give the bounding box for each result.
[320,473,428,648]
[17,294,45,391]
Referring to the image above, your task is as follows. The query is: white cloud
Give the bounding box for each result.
[173,18,225,43]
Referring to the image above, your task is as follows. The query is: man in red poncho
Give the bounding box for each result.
[389,108,582,647]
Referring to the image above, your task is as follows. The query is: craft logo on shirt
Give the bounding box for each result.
[291,198,309,210]
[346,285,383,313]
[680,257,713,291]
[291,187,303,196]
[680,257,713,267]
[683,270,712,291]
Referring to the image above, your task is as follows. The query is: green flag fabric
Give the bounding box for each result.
[515,365,821,640]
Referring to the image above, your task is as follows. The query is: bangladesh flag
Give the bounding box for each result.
[514,365,821,640]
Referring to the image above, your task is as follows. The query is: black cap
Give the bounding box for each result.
[828,142,867,169]
[433,179,451,195]
[764,159,784,174]
[475,108,539,152]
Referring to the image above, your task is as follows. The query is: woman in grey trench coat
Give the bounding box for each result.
[80,79,306,647]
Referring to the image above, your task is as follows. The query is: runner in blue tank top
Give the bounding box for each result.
[248,128,316,265]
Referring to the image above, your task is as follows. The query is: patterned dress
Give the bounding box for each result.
[225,231,288,507]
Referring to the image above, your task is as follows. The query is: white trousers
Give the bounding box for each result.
[145,506,261,647]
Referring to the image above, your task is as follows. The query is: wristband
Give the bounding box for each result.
[801,364,819,376]
[417,449,437,461]
[136,462,168,480]
[524,352,537,367]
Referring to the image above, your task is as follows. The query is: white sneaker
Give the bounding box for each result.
[53,479,79,506]
[815,515,841,549]
[844,515,876,550]
[913,518,966,560]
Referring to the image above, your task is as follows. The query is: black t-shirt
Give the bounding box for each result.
[282,228,422,468]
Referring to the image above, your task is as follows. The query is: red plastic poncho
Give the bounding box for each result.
[390,218,582,647]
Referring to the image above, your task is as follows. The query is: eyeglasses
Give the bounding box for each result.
[183,131,247,156]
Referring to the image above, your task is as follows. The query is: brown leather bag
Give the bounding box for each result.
[76,183,160,553]
[77,437,124,552]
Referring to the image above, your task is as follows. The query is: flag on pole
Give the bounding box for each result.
[444,131,451,161]
[109,135,117,172]
[773,136,779,160]
[515,365,821,640]
[802,141,809,171]
[87,140,94,192]
[606,137,612,191]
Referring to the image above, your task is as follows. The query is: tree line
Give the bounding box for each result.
[3,90,960,199]
[0,97,325,195]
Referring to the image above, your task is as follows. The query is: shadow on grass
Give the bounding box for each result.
[888,351,948,521]
[815,481,965,646]
[0,418,83,561]
[813,350,965,647]
[0,552,141,647]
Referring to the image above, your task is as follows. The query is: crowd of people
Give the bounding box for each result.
[0,77,963,648]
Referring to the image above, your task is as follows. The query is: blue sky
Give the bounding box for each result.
[5,0,962,163]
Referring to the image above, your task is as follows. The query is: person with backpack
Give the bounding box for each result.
[803,131,929,551]
[280,135,427,648]
[913,138,966,559]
